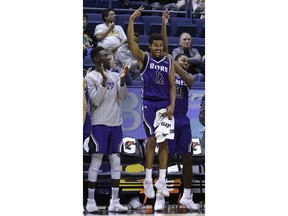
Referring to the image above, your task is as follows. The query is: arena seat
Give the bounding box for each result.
[174,24,197,37]
[85,13,102,22]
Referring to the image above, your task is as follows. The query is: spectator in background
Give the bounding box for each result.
[148,0,178,11]
[172,32,204,81]
[94,9,127,52]
[115,32,141,81]
[83,14,96,58]
[193,0,205,19]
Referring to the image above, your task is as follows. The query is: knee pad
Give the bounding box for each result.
[109,153,121,179]
[88,154,103,182]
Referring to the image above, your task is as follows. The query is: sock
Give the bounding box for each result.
[159,169,166,181]
[88,188,95,200]
[111,187,119,200]
[145,168,152,181]
[183,188,191,198]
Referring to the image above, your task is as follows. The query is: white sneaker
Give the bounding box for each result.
[155,179,170,197]
[108,198,128,212]
[85,198,98,212]
[128,197,145,209]
[180,195,198,210]
[143,178,155,198]
[154,194,165,211]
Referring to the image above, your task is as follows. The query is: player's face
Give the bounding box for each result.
[180,34,191,49]
[177,55,189,70]
[149,40,163,58]
[97,50,110,68]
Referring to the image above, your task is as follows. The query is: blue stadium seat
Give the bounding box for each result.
[84,56,94,68]
[192,45,205,56]
[174,24,197,37]
[168,36,180,45]
[170,17,192,36]
[149,23,171,36]
[141,16,162,35]
[194,19,205,38]
[85,13,103,22]
[123,21,145,35]
[191,37,205,46]
[138,35,149,44]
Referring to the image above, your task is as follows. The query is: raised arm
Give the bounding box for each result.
[165,62,175,118]
[127,6,145,69]
[161,9,170,54]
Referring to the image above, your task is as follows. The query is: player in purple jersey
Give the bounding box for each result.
[128,6,176,199]
[84,46,130,213]
[153,11,199,211]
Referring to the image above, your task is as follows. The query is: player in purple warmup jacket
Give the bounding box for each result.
[128,6,176,199]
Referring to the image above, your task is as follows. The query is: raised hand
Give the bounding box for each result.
[130,5,144,20]
[162,9,170,25]
[99,63,108,80]
[120,63,131,79]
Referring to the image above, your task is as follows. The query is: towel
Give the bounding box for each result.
[154,109,175,143]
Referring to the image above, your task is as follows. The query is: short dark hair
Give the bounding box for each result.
[90,46,105,64]
[102,8,115,22]
[148,33,163,45]
[175,54,186,61]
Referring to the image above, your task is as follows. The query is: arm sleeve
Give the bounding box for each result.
[85,74,107,107]
[115,48,139,70]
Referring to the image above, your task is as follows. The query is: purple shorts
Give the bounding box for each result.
[89,125,123,154]
[168,114,193,155]
[142,99,170,136]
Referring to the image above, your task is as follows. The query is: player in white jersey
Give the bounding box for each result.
[84,46,129,213]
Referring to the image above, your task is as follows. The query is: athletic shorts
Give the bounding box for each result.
[168,114,193,155]
[142,99,170,136]
[89,125,123,154]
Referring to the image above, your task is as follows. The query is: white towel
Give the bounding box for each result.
[154,109,175,143]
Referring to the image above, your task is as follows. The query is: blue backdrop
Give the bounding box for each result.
[122,87,205,140]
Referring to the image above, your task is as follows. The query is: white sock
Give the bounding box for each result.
[88,188,95,200]
[145,168,152,181]
[183,188,191,198]
[111,187,119,200]
[159,169,166,181]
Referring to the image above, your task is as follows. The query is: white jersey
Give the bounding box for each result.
[94,23,127,49]
[85,69,127,126]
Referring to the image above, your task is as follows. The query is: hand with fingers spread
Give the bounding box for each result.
[130,5,144,20]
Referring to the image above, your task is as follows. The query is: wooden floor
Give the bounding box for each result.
[83,204,205,215]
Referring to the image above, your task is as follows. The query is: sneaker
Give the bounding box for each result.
[108,198,128,212]
[155,179,170,197]
[143,178,155,198]
[85,198,98,213]
[128,197,145,210]
[180,195,198,210]
[154,194,165,211]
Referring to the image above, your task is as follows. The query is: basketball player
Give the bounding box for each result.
[127,6,176,199]
[84,46,129,213]
[153,11,199,211]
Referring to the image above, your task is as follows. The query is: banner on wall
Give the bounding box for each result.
[122,87,205,140]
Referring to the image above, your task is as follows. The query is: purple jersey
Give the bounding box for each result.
[141,54,172,101]
[83,85,91,140]
[174,73,190,114]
